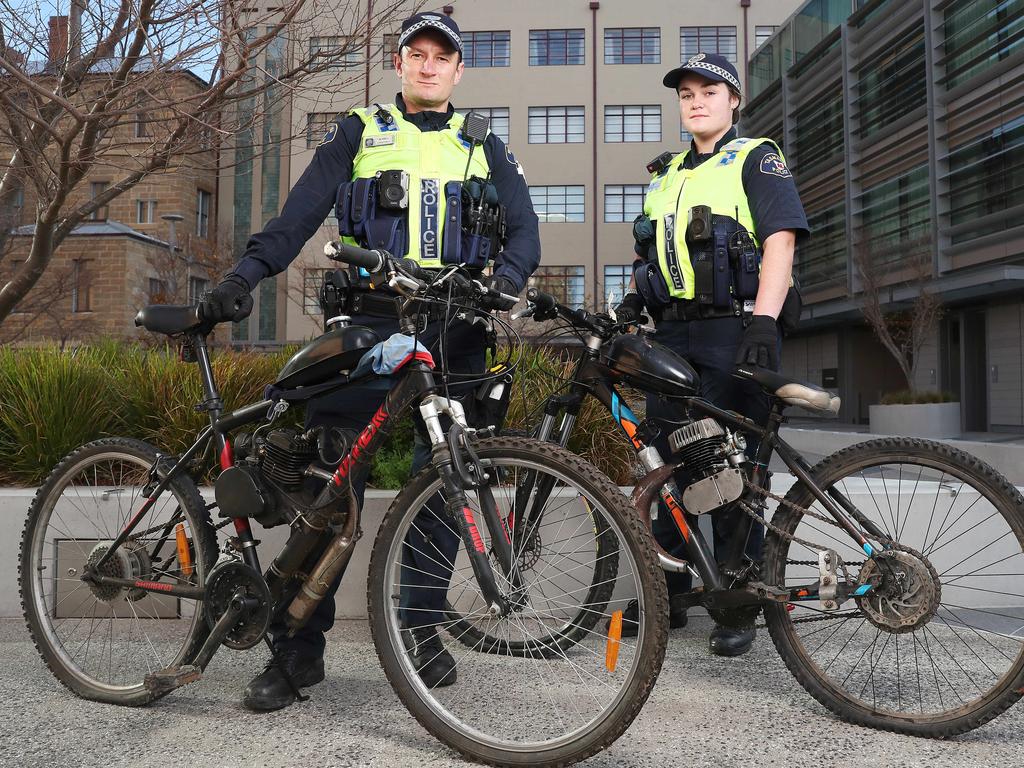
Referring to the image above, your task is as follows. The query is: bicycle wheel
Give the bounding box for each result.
[368,436,668,767]
[442,451,619,656]
[20,438,218,706]
[763,437,1024,736]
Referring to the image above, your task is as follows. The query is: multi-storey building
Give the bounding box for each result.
[220,0,804,346]
[743,0,1024,430]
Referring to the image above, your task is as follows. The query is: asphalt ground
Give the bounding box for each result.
[3,617,1022,768]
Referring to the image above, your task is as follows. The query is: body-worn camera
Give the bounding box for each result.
[376,169,409,210]
[686,205,714,242]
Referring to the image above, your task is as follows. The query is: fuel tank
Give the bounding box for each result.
[602,333,699,398]
[274,325,381,390]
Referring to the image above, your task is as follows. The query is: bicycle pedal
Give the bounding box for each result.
[144,664,202,696]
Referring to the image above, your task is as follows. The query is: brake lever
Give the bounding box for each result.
[510,304,536,321]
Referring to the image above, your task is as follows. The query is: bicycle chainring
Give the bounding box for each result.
[203,561,272,650]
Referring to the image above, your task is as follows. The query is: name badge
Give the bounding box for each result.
[743,300,756,314]
[365,135,396,148]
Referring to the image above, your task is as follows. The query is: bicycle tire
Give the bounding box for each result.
[763,437,1024,736]
[368,436,668,767]
[20,438,218,706]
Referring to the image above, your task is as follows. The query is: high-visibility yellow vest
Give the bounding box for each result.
[346,104,491,268]
[643,137,782,300]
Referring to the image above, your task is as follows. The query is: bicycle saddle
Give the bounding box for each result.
[134,305,203,336]
[733,365,841,415]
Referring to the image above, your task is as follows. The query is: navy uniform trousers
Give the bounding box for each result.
[645,315,776,596]
[269,313,487,658]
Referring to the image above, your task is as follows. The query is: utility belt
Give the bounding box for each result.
[334,172,507,269]
[633,209,761,312]
[655,297,752,323]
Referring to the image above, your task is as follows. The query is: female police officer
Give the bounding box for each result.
[615,53,808,657]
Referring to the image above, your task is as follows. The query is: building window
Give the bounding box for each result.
[530,266,585,308]
[798,201,846,290]
[529,185,585,223]
[755,25,777,49]
[604,185,647,223]
[304,268,330,315]
[135,199,157,224]
[604,27,660,64]
[148,278,167,303]
[605,105,661,143]
[529,106,585,144]
[530,29,585,66]
[382,32,399,68]
[859,165,931,266]
[603,265,633,311]
[680,26,737,63]
[463,30,511,67]
[793,84,843,177]
[857,26,926,139]
[71,259,92,312]
[188,276,209,305]
[309,36,361,69]
[196,189,212,237]
[89,181,108,221]
[948,115,1024,244]
[462,107,510,143]
[943,1,1024,90]
[306,113,336,148]
[681,126,693,144]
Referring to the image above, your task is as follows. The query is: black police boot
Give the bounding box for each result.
[709,625,756,657]
[404,626,457,688]
[242,648,325,711]
[614,594,689,638]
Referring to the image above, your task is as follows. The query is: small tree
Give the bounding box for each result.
[0,0,409,328]
[854,237,942,395]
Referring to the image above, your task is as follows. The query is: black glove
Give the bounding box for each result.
[480,275,518,311]
[199,274,253,324]
[735,314,780,370]
[614,292,645,324]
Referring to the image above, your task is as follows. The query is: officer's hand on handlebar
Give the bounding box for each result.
[735,314,780,371]
[613,292,645,325]
[479,275,518,311]
[198,275,253,324]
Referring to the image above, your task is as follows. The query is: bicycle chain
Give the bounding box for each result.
[738,479,893,627]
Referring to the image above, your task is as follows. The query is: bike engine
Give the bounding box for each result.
[667,417,748,515]
[216,427,325,528]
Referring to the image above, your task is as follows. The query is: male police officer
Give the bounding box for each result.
[615,53,807,656]
[201,12,540,710]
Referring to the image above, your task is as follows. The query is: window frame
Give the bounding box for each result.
[604,104,661,143]
[528,105,585,144]
[604,27,661,65]
[529,28,586,66]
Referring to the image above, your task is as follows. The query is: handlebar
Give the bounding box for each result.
[516,288,622,337]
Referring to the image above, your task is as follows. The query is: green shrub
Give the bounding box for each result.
[0,347,123,484]
[879,389,956,405]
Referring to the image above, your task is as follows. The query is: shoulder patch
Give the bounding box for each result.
[759,152,792,178]
[318,123,338,147]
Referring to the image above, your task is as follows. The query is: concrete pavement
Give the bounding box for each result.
[2,617,1022,768]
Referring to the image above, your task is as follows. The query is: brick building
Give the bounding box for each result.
[0,16,218,345]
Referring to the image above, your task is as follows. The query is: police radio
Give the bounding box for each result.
[461,111,490,182]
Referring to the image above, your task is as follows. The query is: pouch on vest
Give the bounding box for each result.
[364,215,406,255]
[633,260,671,308]
[633,214,656,259]
[728,229,761,301]
[335,183,355,237]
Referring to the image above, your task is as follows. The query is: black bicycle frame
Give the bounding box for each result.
[531,338,887,606]
[85,329,513,614]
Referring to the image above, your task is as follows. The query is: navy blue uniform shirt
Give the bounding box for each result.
[680,127,809,244]
[232,94,541,293]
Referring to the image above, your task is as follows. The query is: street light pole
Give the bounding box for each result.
[161,213,187,301]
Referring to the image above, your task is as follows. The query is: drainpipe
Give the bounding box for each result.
[741,0,750,86]
[590,1,599,307]
[364,0,373,105]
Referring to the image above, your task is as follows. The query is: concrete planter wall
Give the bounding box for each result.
[868,401,962,439]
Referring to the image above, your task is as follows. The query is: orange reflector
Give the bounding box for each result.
[606,610,623,672]
[175,523,193,578]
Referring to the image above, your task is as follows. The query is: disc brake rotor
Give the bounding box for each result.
[855,546,941,633]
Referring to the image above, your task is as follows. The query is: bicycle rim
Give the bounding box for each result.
[765,439,1024,731]
[22,444,212,700]
[376,451,657,755]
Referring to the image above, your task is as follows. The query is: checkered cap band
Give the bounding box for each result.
[684,59,740,90]
[398,18,462,51]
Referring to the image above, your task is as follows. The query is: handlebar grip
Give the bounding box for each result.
[527,287,556,314]
[326,241,386,271]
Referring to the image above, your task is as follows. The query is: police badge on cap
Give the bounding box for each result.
[397,12,463,55]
